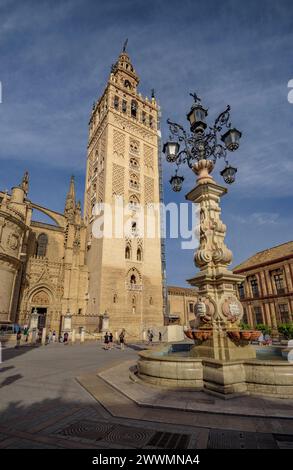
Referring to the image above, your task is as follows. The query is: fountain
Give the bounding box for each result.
[137,94,293,398]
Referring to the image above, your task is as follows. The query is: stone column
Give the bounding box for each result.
[71,329,76,344]
[41,328,47,346]
[284,263,293,292]
[270,302,279,340]
[264,303,272,326]
[264,270,273,295]
[259,271,267,296]
[80,328,85,343]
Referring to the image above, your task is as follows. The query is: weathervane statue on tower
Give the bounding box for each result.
[122,38,128,52]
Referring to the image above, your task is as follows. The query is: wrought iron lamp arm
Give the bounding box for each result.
[167,118,193,159]
[213,105,231,133]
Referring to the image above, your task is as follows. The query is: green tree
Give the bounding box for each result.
[277,323,293,339]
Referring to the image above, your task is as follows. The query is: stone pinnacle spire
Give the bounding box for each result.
[64,175,76,221]
[20,170,29,196]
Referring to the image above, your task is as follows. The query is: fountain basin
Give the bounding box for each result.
[137,343,293,398]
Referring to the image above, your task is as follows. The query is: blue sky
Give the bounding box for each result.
[0,0,292,286]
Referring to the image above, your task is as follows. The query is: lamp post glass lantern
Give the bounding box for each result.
[169,171,184,192]
[164,93,242,189]
[221,165,237,184]
[163,141,180,162]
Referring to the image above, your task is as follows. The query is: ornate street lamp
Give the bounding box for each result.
[221,128,242,152]
[163,92,242,188]
[220,165,237,184]
[169,170,184,192]
[162,90,249,363]
[186,95,208,132]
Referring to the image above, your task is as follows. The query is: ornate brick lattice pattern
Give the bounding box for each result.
[98,170,104,202]
[113,129,125,159]
[144,175,154,204]
[112,164,125,196]
[144,144,153,169]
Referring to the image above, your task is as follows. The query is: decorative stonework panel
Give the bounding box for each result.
[221,296,243,323]
[113,114,154,142]
[7,233,19,251]
[143,144,154,169]
[112,164,125,196]
[113,129,125,158]
[144,176,154,204]
[194,296,215,324]
[31,290,50,305]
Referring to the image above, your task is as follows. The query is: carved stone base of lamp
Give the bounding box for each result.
[190,331,256,361]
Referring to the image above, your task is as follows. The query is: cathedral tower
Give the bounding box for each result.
[84,46,164,338]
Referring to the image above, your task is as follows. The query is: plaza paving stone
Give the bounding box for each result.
[0,341,292,449]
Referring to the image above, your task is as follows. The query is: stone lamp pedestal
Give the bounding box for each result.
[186,160,255,395]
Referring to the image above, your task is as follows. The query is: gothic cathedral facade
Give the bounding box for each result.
[0,48,164,339]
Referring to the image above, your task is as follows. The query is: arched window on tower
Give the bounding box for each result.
[131,100,137,118]
[122,100,127,113]
[130,274,136,284]
[137,247,142,261]
[131,221,137,236]
[129,194,140,211]
[114,95,119,110]
[113,294,118,303]
[130,174,139,190]
[130,158,139,170]
[125,245,131,259]
[124,79,131,89]
[36,233,48,257]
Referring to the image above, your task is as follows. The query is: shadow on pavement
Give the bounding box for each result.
[2,344,42,361]
[0,373,23,389]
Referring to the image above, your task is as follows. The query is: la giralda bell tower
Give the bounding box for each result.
[84,45,164,339]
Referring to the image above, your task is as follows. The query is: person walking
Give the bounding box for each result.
[119,329,125,351]
[23,326,29,343]
[15,330,22,349]
[63,332,69,345]
[147,330,154,346]
[109,332,113,349]
[104,331,109,350]
[48,330,52,344]
[52,330,56,343]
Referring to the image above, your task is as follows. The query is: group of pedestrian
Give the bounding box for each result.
[103,329,126,350]
[47,330,57,343]
[15,327,62,348]
[103,331,113,349]
[146,330,162,345]
[258,332,272,346]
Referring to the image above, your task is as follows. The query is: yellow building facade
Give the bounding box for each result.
[233,241,293,328]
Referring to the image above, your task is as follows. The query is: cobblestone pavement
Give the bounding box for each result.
[0,341,292,449]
